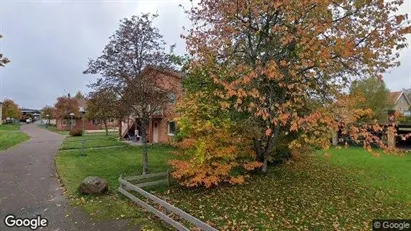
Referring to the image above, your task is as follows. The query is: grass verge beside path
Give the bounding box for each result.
[322,147,411,202]
[55,138,411,230]
[37,124,69,135]
[55,144,176,230]
[153,148,411,230]
[0,124,29,151]
[60,133,126,150]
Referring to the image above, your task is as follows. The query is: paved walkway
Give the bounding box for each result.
[0,124,139,230]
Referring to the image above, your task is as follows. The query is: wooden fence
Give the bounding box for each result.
[330,123,411,148]
[118,172,218,231]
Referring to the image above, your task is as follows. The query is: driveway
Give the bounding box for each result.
[0,124,139,230]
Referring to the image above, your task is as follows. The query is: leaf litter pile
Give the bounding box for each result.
[154,157,410,230]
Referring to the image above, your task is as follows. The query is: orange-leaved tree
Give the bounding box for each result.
[170,69,262,187]
[86,89,118,136]
[1,99,20,120]
[41,106,56,120]
[54,95,80,119]
[184,0,411,172]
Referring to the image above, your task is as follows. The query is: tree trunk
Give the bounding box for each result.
[253,138,264,162]
[104,120,108,136]
[262,158,268,173]
[261,124,281,174]
[141,119,149,175]
[331,129,338,146]
[118,119,122,139]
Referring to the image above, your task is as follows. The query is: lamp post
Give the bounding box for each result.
[46,114,49,128]
[79,107,87,156]
[69,112,74,130]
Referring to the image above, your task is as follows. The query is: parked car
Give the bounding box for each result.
[26,118,32,123]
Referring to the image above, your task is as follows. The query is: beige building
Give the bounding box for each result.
[388,91,411,116]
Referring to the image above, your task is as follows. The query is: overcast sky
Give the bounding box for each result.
[0,0,410,109]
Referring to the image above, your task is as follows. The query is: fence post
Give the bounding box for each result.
[331,129,338,146]
[387,127,395,149]
[167,170,170,187]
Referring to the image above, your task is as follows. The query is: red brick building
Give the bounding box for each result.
[56,98,118,131]
[120,66,182,143]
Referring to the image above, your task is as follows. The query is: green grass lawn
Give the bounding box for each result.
[37,124,69,135]
[153,148,411,230]
[60,133,126,150]
[55,139,411,230]
[323,147,411,202]
[55,143,176,230]
[0,124,29,151]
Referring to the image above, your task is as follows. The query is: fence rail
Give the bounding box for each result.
[118,173,218,231]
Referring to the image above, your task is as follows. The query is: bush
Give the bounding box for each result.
[69,129,83,137]
[268,131,300,164]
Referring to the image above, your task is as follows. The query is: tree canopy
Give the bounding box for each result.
[349,77,393,122]
[41,106,56,119]
[54,96,79,119]
[84,13,177,174]
[175,0,411,179]
[1,99,20,120]
[86,89,125,135]
[74,91,85,100]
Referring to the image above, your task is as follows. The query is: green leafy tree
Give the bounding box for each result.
[54,95,79,118]
[349,77,393,122]
[86,89,118,135]
[41,106,55,118]
[2,99,20,120]
[84,13,177,174]
[74,91,85,100]
[41,106,55,125]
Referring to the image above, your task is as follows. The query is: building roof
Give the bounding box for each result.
[20,108,41,113]
[388,91,411,106]
[76,98,87,108]
[141,65,182,79]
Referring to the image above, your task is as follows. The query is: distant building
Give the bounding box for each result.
[55,98,118,131]
[388,91,411,116]
[20,108,41,122]
[120,66,182,144]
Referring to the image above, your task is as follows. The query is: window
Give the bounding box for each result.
[62,119,68,126]
[168,121,176,136]
[71,119,76,126]
[110,119,114,123]
[168,92,176,104]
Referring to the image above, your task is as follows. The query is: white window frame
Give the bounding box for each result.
[71,119,76,126]
[168,92,176,105]
[62,119,68,126]
[168,121,176,136]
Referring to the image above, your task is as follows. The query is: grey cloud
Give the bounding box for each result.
[0,1,189,109]
[0,0,409,109]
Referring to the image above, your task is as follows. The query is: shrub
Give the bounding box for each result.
[268,131,301,164]
[69,129,83,137]
[169,92,262,188]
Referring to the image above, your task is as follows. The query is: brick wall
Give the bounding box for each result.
[56,118,119,131]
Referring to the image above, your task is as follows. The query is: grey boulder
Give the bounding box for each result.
[78,176,108,195]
